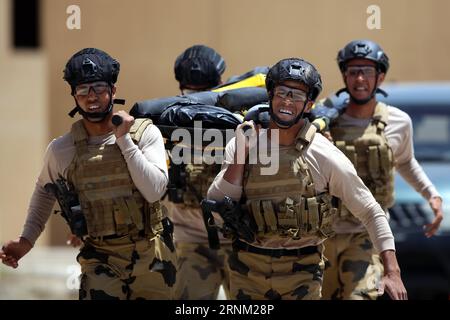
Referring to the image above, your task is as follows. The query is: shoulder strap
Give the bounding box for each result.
[70,120,89,155]
[295,120,317,153]
[372,102,389,132]
[130,118,153,143]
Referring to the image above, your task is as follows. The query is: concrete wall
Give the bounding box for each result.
[0,0,49,246]
[1,0,450,246]
[44,0,450,137]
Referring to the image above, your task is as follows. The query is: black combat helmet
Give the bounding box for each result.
[336,40,389,104]
[64,48,120,92]
[64,48,124,121]
[337,39,389,73]
[174,45,226,90]
[265,58,322,128]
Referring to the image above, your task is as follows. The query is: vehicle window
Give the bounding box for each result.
[403,106,450,161]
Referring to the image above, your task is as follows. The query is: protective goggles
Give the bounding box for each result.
[274,85,308,102]
[344,66,377,78]
[75,81,110,96]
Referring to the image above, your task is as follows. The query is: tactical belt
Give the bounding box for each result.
[88,229,146,241]
[233,239,318,258]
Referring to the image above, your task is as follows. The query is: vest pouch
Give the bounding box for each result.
[277,197,298,228]
[300,198,309,235]
[113,198,133,236]
[317,195,337,238]
[277,197,299,238]
[262,200,278,234]
[368,145,381,180]
[306,197,320,234]
[249,200,266,236]
[147,200,164,236]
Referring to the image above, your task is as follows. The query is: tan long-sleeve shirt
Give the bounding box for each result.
[21,124,168,245]
[332,105,441,233]
[207,129,395,254]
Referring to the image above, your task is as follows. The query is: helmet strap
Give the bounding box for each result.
[67,85,125,122]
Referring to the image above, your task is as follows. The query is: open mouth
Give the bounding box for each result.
[353,86,368,93]
[88,105,102,111]
[279,108,294,115]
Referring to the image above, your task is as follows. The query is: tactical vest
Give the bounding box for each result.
[330,102,395,219]
[182,163,222,207]
[243,122,337,240]
[67,119,164,238]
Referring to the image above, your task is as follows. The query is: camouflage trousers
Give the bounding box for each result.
[174,242,232,300]
[228,243,325,300]
[322,231,383,300]
[77,234,177,300]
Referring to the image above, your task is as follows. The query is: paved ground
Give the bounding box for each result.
[0,246,79,300]
[0,246,226,300]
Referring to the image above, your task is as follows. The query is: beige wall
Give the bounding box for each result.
[0,0,49,246]
[44,0,450,139]
[2,0,450,246]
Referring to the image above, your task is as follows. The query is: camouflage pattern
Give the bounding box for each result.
[228,244,325,300]
[77,234,177,300]
[174,242,232,300]
[322,231,383,300]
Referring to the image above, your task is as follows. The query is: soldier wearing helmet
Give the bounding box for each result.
[0,48,176,300]
[174,44,226,94]
[207,57,407,300]
[167,45,233,300]
[321,40,443,300]
[169,44,231,299]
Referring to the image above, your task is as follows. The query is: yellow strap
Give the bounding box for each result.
[212,74,266,92]
[312,118,327,132]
